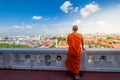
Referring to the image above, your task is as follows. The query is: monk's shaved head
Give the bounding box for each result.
[72,25,78,31]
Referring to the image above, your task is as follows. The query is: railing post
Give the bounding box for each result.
[3,52,12,68]
[80,51,86,71]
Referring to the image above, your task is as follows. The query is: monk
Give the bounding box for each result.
[65,25,85,80]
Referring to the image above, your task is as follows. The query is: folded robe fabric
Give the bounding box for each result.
[65,32,82,74]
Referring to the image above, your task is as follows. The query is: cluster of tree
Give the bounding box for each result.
[106,36,120,41]
[51,36,66,41]
[49,42,56,48]
[50,36,66,48]
[85,41,111,48]
[57,37,66,44]
[0,43,32,48]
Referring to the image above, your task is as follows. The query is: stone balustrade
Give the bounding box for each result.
[0,48,120,72]
[85,48,120,72]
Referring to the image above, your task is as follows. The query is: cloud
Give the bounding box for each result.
[60,1,80,14]
[13,25,21,28]
[73,19,81,25]
[32,16,43,20]
[69,6,74,10]
[83,20,112,27]
[53,16,58,20]
[73,7,79,13]
[0,29,6,32]
[80,3,100,17]
[60,1,72,13]
[21,22,25,25]
[96,21,105,24]
[26,25,33,29]
[118,4,120,7]
[13,25,33,29]
[96,21,112,27]
[44,17,50,20]
[84,22,93,26]
[32,16,51,21]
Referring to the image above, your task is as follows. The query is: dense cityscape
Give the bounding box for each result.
[0,32,120,48]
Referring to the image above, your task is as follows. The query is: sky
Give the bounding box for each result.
[0,0,120,36]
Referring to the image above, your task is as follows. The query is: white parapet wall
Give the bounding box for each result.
[0,48,120,72]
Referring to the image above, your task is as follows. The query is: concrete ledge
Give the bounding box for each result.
[0,48,120,72]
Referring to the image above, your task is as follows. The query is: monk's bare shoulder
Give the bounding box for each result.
[77,33,82,37]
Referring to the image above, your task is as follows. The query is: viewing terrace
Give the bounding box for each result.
[0,48,120,80]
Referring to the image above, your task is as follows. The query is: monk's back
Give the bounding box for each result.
[68,32,82,48]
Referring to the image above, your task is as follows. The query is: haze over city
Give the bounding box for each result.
[0,0,120,36]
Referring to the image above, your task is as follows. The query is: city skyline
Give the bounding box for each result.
[0,0,120,36]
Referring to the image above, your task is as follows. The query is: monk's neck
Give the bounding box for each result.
[73,31,77,33]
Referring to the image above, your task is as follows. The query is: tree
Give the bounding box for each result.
[3,36,9,41]
[106,36,114,40]
[0,43,32,48]
[49,42,56,48]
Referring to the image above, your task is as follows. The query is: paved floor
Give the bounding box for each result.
[0,69,120,80]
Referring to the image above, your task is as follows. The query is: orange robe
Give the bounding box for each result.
[65,32,82,74]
